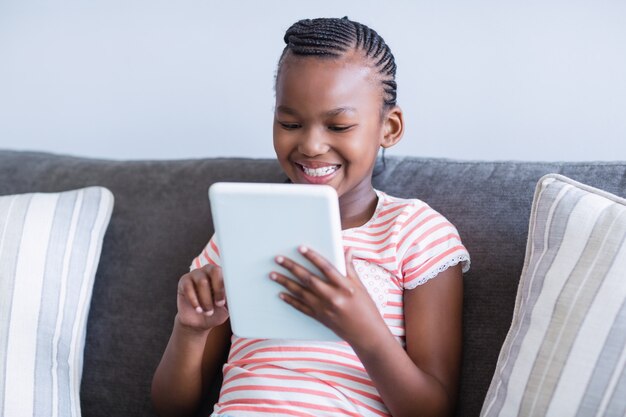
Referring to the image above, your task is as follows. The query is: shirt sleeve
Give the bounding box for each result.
[399,206,470,289]
[189,234,221,271]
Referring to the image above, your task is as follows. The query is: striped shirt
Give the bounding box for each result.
[191,189,470,417]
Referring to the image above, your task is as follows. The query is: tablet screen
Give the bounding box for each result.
[209,182,345,341]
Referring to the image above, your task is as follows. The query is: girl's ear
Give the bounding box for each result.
[381,106,404,149]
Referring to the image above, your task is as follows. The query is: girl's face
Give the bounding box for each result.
[273,54,396,202]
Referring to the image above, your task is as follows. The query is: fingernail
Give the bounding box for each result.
[276,256,284,264]
[299,245,308,253]
[216,299,226,307]
[204,309,214,316]
[269,272,277,280]
[195,306,203,313]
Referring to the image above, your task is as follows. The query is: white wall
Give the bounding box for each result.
[1,0,624,161]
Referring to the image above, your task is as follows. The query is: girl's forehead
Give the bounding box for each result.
[276,55,380,96]
[275,60,382,116]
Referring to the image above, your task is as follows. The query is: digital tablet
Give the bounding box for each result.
[208,182,345,341]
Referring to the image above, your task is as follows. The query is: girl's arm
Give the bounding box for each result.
[352,265,463,417]
[151,319,231,417]
[273,248,463,417]
[151,265,231,417]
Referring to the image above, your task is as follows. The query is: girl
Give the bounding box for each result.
[152,17,470,417]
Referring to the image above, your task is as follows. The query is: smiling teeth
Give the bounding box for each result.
[302,165,338,177]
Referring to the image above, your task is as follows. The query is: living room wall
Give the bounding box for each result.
[0,0,624,161]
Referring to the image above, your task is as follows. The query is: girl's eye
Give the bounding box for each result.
[279,122,300,130]
[328,125,354,132]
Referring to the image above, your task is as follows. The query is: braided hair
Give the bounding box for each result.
[277,17,398,110]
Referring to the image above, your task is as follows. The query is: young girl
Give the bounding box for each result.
[152,17,470,417]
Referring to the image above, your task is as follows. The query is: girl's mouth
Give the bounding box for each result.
[295,163,341,183]
[301,165,339,177]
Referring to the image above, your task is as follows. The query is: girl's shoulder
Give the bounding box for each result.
[373,189,443,223]
[348,189,458,243]
[349,190,470,288]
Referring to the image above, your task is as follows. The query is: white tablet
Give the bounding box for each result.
[208,182,345,341]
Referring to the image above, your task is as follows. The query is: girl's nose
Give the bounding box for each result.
[298,129,329,157]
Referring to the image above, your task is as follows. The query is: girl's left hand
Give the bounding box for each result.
[270,246,387,344]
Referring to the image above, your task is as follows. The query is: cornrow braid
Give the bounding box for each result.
[278,17,397,108]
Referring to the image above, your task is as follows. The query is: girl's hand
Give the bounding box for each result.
[176,264,229,333]
[271,246,387,344]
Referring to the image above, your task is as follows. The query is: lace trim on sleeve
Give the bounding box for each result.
[405,255,471,290]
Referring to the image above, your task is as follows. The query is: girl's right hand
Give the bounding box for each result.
[176,264,229,332]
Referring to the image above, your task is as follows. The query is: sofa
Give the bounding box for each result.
[1,149,625,417]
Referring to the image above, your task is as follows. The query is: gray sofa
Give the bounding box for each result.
[1,149,625,417]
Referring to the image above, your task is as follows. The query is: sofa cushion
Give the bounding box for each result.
[0,187,113,417]
[480,174,626,416]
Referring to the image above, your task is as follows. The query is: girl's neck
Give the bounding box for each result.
[339,186,378,230]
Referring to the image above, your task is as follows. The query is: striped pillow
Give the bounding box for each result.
[0,187,114,417]
[481,174,626,417]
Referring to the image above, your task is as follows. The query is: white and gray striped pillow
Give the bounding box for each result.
[481,174,626,417]
[0,187,114,417]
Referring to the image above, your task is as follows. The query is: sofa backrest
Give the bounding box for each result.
[1,150,625,417]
